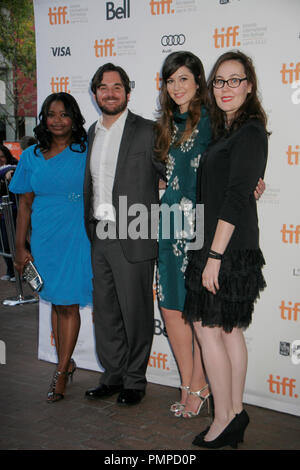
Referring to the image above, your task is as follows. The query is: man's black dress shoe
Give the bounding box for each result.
[117,388,145,405]
[85,383,123,400]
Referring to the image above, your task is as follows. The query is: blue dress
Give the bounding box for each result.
[9,144,92,307]
[157,108,211,311]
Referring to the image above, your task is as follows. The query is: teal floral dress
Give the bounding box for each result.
[157,108,211,311]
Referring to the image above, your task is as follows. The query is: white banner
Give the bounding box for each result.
[34,0,300,416]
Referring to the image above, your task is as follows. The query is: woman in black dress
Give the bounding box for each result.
[183,51,269,448]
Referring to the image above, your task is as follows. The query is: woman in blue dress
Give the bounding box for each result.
[10,92,92,403]
[155,52,213,417]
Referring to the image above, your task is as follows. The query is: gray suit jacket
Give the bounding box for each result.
[83,110,165,263]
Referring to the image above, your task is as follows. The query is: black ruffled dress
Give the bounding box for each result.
[183,119,268,333]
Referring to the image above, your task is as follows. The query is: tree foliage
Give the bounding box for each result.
[0,0,36,139]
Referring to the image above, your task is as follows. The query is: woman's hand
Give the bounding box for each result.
[202,258,221,295]
[159,179,167,189]
[5,170,14,181]
[254,178,265,200]
[14,248,33,275]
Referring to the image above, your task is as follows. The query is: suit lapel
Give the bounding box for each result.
[85,122,96,188]
[113,110,136,191]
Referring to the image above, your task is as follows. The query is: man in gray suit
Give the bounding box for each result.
[84,63,165,405]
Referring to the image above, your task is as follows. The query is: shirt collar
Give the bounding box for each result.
[95,108,128,132]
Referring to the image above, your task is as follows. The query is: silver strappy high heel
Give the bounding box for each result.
[170,385,190,413]
[176,384,213,418]
[47,369,68,403]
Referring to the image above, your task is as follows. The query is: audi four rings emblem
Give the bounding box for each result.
[161,34,186,46]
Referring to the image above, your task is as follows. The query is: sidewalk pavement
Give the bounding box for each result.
[0,259,299,452]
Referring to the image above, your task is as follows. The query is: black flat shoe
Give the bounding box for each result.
[117,388,145,406]
[85,383,123,400]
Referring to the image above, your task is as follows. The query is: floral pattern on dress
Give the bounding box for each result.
[158,108,211,311]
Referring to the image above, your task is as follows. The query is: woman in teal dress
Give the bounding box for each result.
[155,52,213,417]
[10,92,92,403]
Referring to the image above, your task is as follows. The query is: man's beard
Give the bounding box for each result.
[97,96,128,116]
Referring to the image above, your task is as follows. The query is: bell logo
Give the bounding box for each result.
[267,374,298,398]
[150,0,174,15]
[155,72,162,91]
[280,301,300,321]
[50,76,70,93]
[48,6,69,25]
[94,39,116,57]
[286,145,299,165]
[213,26,240,48]
[148,351,169,370]
[281,224,300,244]
[280,62,300,84]
[106,0,130,20]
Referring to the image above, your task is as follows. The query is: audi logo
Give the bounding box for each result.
[161,34,186,47]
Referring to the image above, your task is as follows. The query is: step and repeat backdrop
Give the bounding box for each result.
[34,0,300,416]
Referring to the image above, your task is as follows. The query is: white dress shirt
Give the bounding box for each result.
[90,109,128,222]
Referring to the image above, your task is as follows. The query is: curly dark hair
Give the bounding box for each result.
[33,92,87,154]
[0,144,18,165]
[207,50,269,139]
[155,51,209,162]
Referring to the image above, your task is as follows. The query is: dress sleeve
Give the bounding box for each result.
[9,147,34,194]
[218,123,268,226]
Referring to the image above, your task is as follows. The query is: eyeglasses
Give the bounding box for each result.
[212,77,248,89]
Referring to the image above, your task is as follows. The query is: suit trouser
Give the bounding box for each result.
[91,225,155,390]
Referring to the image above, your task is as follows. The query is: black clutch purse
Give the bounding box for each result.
[23,261,44,292]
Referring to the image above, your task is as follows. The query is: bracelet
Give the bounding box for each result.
[208,249,223,260]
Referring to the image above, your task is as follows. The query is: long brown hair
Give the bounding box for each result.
[207,50,269,139]
[155,51,209,162]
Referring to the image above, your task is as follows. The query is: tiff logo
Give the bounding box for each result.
[280,224,300,244]
[150,0,174,15]
[94,39,116,57]
[213,26,240,48]
[286,145,299,165]
[148,352,169,369]
[267,374,298,398]
[280,62,300,84]
[106,0,130,20]
[0,340,5,364]
[48,6,69,25]
[279,301,300,322]
[50,76,70,93]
